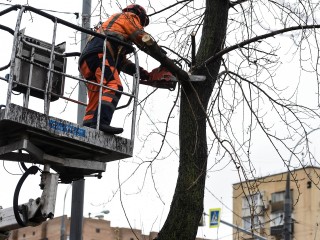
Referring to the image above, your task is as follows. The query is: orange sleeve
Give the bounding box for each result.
[102,12,149,48]
[121,12,147,47]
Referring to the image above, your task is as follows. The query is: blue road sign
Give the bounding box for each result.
[209,208,221,228]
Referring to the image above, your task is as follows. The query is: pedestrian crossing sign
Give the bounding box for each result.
[209,208,221,228]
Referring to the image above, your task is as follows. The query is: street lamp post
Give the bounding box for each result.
[61,184,72,240]
[70,0,91,239]
[284,127,320,240]
[284,172,292,240]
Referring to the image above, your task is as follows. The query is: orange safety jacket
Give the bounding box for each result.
[101,12,146,46]
[79,12,147,75]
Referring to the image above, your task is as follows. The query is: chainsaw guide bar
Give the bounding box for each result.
[140,66,206,90]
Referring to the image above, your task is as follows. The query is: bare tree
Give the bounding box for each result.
[3,0,319,239]
[141,0,320,239]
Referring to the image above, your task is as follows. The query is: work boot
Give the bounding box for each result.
[84,123,123,134]
[99,123,123,134]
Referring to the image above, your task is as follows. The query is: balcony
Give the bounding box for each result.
[270,223,294,236]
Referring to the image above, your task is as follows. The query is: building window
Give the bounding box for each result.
[33,231,35,235]
[242,192,266,216]
[96,228,100,233]
[270,190,293,213]
[242,193,261,208]
[271,191,286,202]
[242,193,266,230]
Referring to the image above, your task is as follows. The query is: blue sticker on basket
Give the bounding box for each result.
[49,119,86,137]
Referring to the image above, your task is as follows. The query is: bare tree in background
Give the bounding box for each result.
[139,0,320,239]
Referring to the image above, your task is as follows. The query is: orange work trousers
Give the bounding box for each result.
[80,52,123,127]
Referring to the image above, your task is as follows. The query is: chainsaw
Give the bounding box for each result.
[140,66,206,91]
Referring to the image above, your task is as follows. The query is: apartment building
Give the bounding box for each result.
[7,216,210,240]
[232,166,320,240]
[7,216,158,240]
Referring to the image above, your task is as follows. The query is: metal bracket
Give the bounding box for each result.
[0,138,44,163]
[0,170,58,233]
[0,138,106,183]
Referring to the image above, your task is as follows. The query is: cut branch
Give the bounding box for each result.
[141,34,189,81]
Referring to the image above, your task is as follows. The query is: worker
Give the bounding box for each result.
[79,4,152,134]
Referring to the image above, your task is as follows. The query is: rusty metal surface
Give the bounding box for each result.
[0,104,133,162]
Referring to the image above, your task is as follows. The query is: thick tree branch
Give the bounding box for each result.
[141,34,190,81]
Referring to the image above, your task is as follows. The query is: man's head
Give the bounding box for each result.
[122,4,149,27]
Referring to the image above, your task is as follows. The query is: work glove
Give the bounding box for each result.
[140,68,150,80]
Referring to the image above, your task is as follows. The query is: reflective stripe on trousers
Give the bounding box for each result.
[80,51,123,126]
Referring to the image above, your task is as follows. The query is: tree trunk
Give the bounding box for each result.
[158,0,229,239]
